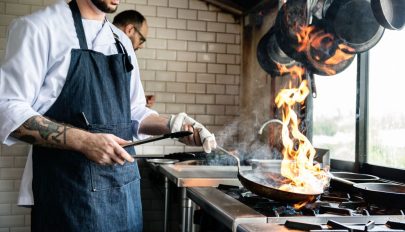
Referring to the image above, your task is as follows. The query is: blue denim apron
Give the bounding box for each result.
[31,1,142,231]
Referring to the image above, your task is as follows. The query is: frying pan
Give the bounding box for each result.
[217,146,322,204]
[330,174,405,209]
[371,0,405,30]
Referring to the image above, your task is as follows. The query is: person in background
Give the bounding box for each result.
[113,10,147,51]
[0,0,216,231]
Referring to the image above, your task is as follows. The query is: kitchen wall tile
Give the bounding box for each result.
[226,105,239,115]
[18,0,40,5]
[175,93,195,104]
[176,72,196,83]
[167,61,187,72]
[0,26,6,38]
[146,59,167,71]
[6,3,30,16]
[167,83,186,93]
[135,5,157,17]
[216,74,235,84]
[235,54,240,64]
[11,226,31,232]
[227,64,240,75]
[150,103,165,112]
[196,73,215,84]
[187,83,206,93]
[235,34,241,44]
[0,180,13,192]
[186,104,206,114]
[165,103,186,113]
[140,70,156,81]
[217,33,235,44]
[207,64,226,74]
[0,215,24,228]
[0,192,17,204]
[195,115,215,124]
[155,92,176,103]
[0,204,11,216]
[197,53,216,63]
[11,205,29,215]
[1,144,29,157]
[167,18,187,29]
[0,168,23,180]
[146,16,166,28]
[217,54,235,64]
[24,215,30,227]
[189,0,208,10]
[198,11,217,21]
[126,0,147,4]
[177,30,197,41]
[157,50,177,60]
[149,0,168,7]
[146,27,157,38]
[208,43,226,53]
[187,41,206,52]
[177,51,197,62]
[215,115,236,125]
[0,15,16,27]
[188,62,207,73]
[137,48,157,59]
[145,38,167,49]
[207,22,225,33]
[156,71,176,82]
[218,12,235,23]
[0,157,13,168]
[0,3,5,14]
[145,81,166,92]
[168,40,187,51]
[187,20,206,31]
[169,0,188,9]
[156,28,177,39]
[196,94,215,104]
[226,85,239,95]
[226,44,240,54]
[13,157,26,169]
[206,84,225,94]
[116,3,137,13]
[197,32,215,42]
[215,95,234,105]
[226,23,241,34]
[157,6,177,18]
[178,9,197,20]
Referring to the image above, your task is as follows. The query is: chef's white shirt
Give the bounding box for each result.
[0,1,157,205]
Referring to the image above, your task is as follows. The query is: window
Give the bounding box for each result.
[312,61,357,161]
[368,29,405,169]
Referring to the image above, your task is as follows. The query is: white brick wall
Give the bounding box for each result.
[0,0,241,231]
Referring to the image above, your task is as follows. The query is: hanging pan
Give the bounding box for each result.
[371,0,405,30]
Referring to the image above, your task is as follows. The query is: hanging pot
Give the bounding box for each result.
[325,0,385,53]
[257,27,300,77]
[371,0,405,30]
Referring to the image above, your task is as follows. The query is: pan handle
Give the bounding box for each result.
[329,173,355,186]
[216,146,241,173]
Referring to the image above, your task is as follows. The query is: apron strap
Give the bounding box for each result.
[69,0,88,49]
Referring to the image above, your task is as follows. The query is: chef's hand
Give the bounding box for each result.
[169,112,217,153]
[79,133,135,165]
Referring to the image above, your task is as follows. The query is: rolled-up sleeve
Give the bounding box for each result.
[0,18,47,144]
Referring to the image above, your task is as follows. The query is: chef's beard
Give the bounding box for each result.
[91,0,118,13]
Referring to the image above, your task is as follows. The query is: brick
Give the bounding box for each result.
[187,62,206,73]
[177,9,196,19]
[177,51,196,62]
[6,3,30,16]
[0,26,6,38]
[168,40,187,50]
[197,53,215,63]
[215,115,235,125]
[146,60,167,71]
[147,27,157,38]
[155,92,175,103]
[235,35,241,44]
[1,144,29,157]
[186,104,206,114]
[187,20,206,31]
[175,94,195,104]
[218,12,235,23]
[208,4,221,12]
[140,70,156,81]
[126,0,147,4]
[137,48,156,59]
[189,0,208,10]
[235,55,240,64]
[227,64,240,74]
[207,105,225,115]
[196,73,215,84]
[0,157,13,168]
[0,215,24,228]
[177,30,196,41]
[207,22,225,32]
[226,85,239,95]
[217,33,235,43]
[197,32,215,42]
[187,83,206,93]
[0,180,13,191]
[18,0,41,5]
[0,168,23,180]
[14,157,26,168]
[0,3,5,14]
[156,28,176,39]
[206,84,225,94]
[157,50,176,60]
[135,5,157,16]
[227,44,240,54]
[11,205,30,215]
[176,72,196,83]
[169,0,188,9]
[207,64,226,74]
[215,95,234,104]
[167,61,187,72]
[198,11,216,21]
[226,105,239,115]
[157,7,177,18]
[0,192,17,204]
[165,104,186,114]
[167,18,186,29]
[226,23,241,34]
[146,17,166,28]
[149,0,168,7]
[208,43,226,53]
[145,81,166,92]
[0,204,10,216]
[217,54,235,64]
[11,226,31,232]
[137,59,146,69]
[195,115,214,124]
[187,41,206,52]
[156,71,176,82]
[196,94,215,104]
[146,38,167,49]
[167,83,186,93]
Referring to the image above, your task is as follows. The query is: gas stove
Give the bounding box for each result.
[187,184,405,232]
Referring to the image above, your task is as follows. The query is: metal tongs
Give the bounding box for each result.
[122,131,192,148]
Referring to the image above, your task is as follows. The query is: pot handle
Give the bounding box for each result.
[329,173,355,186]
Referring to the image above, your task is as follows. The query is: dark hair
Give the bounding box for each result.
[113,10,146,28]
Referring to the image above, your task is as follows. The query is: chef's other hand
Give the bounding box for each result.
[80,133,135,165]
[169,112,217,153]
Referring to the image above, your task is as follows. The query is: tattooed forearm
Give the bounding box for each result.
[10,116,71,147]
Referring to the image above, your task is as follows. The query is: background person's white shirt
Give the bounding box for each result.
[0,1,157,205]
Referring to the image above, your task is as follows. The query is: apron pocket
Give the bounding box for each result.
[88,123,140,191]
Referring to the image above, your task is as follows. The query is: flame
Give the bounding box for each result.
[274,67,329,207]
[277,64,305,80]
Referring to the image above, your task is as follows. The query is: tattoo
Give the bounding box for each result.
[10,116,70,147]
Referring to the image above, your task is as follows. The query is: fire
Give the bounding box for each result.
[274,67,329,203]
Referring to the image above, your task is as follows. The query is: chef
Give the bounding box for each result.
[0,0,216,231]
